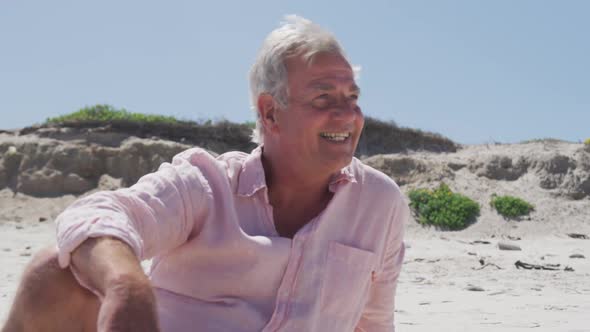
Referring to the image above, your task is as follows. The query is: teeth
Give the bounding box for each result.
[320,132,350,141]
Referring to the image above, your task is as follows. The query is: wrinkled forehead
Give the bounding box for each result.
[306,77,360,94]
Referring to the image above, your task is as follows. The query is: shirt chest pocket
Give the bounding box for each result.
[320,241,376,322]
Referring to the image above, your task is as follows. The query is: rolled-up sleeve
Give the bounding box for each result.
[55,149,211,269]
[355,196,408,332]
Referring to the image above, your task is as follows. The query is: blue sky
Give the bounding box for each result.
[1,1,588,144]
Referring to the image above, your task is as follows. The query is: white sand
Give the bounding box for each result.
[0,189,76,321]
[397,235,590,331]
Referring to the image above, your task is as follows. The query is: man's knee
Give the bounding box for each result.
[21,246,62,285]
[4,246,99,331]
[17,246,73,309]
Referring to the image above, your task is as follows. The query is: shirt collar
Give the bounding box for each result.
[237,146,267,197]
[328,163,357,192]
[237,146,357,197]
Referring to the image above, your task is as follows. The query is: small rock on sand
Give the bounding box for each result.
[567,233,589,239]
[498,241,522,251]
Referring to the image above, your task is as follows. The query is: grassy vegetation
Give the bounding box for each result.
[408,183,480,230]
[520,138,572,144]
[358,117,458,155]
[45,104,190,125]
[490,194,534,219]
[584,138,590,145]
[41,104,257,153]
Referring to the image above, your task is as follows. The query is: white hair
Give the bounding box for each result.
[248,15,351,144]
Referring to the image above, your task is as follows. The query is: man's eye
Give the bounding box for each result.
[312,95,332,108]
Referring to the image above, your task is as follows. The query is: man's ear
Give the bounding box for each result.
[257,94,280,135]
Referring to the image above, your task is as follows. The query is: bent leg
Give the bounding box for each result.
[2,246,100,332]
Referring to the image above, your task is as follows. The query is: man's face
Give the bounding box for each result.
[274,52,364,175]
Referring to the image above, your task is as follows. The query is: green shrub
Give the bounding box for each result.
[584,138,590,145]
[490,194,534,218]
[408,183,480,230]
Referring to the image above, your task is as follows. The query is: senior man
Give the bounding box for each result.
[3,15,408,332]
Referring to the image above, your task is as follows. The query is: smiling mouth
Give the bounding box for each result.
[319,132,351,142]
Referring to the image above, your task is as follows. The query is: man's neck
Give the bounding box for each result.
[261,147,334,209]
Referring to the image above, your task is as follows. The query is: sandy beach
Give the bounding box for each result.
[1,137,589,331]
[1,188,588,331]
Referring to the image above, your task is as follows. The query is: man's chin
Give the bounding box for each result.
[323,154,354,172]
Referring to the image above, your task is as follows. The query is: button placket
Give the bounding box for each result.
[262,233,309,331]
[261,239,298,331]
[262,212,320,331]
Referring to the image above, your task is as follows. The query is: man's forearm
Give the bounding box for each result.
[71,236,150,297]
[71,237,161,331]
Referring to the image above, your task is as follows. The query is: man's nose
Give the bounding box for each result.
[331,99,360,122]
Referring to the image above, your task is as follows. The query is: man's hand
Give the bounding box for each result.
[72,237,161,332]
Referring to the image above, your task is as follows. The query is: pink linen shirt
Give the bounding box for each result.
[55,146,407,332]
